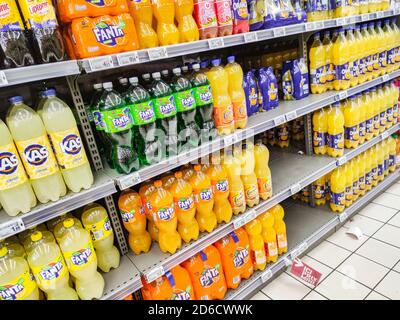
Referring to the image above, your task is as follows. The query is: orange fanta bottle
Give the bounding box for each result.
[152,0,180,46]
[139,181,158,242]
[244,219,267,271]
[175,0,199,42]
[189,164,217,233]
[169,172,199,243]
[269,204,287,255]
[215,228,253,289]
[118,189,152,255]
[257,210,278,263]
[150,180,181,254]
[182,245,227,300]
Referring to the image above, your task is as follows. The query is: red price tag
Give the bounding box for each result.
[290,257,322,287]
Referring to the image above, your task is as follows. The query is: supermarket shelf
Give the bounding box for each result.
[111,69,400,191]
[225,168,400,300]
[0,170,116,240]
[128,123,398,283]
[0,61,80,88]
[100,253,142,300]
[79,9,399,73]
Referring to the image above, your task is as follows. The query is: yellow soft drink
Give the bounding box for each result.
[240,141,260,208]
[245,219,266,271]
[354,25,366,84]
[368,22,380,78]
[363,89,374,141]
[383,82,394,129]
[376,143,385,183]
[365,148,374,191]
[322,31,334,90]
[309,32,326,94]
[333,28,350,91]
[371,145,379,187]
[270,204,287,255]
[254,140,272,200]
[343,95,360,149]
[313,176,326,206]
[375,21,387,76]
[343,163,353,207]
[361,24,374,81]
[376,84,387,133]
[350,159,360,201]
[358,154,366,196]
[327,102,344,157]
[356,93,366,145]
[388,136,397,172]
[346,27,358,87]
[330,166,346,213]
[312,107,328,155]
[370,87,380,137]
[257,210,278,263]
[383,139,390,177]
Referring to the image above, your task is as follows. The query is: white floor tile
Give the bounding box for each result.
[261,272,311,300]
[388,212,400,228]
[307,241,351,269]
[356,238,400,268]
[337,254,389,289]
[314,271,370,300]
[358,203,398,223]
[375,271,400,300]
[303,291,328,300]
[373,224,400,248]
[249,291,271,300]
[393,261,400,273]
[365,291,389,300]
[385,183,400,196]
[327,227,368,251]
[372,193,400,210]
[343,214,384,237]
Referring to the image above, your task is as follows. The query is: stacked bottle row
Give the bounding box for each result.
[0,91,94,217]
[309,19,400,94]
[312,81,399,157]
[141,204,287,300]
[0,204,121,300]
[261,119,305,149]
[117,140,272,255]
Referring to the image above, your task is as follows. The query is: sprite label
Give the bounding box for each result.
[102,106,133,133]
[173,89,196,112]
[153,95,177,119]
[193,85,213,106]
[129,101,156,125]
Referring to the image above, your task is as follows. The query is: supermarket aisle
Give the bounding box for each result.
[250,180,400,300]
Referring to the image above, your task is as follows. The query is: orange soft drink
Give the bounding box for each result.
[257,210,278,263]
[269,204,287,255]
[139,181,158,242]
[175,0,199,42]
[244,219,266,271]
[152,0,180,46]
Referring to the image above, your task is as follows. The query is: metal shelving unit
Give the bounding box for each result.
[225,168,400,300]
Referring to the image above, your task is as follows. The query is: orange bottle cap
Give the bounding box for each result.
[154,180,162,187]
[174,171,182,179]
[194,164,201,171]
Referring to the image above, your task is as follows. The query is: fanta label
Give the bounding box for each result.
[379,51,387,69]
[93,21,124,46]
[310,65,326,86]
[330,191,345,207]
[153,95,177,119]
[83,216,113,242]
[213,104,234,129]
[327,132,344,150]
[102,106,133,133]
[233,246,250,268]
[0,0,24,31]
[16,135,59,180]
[232,0,248,20]
[18,0,58,29]
[155,203,175,222]
[344,125,359,142]
[211,178,229,195]
[0,143,28,191]
[172,289,192,300]
[120,208,141,224]
[63,241,96,272]
[174,195,194,211]
[265,241,277,258]
[31,254,68,288]
[380,111,387,127]
[313,131,326,148]
[335,62,350,82]
[193,0,217,29]
[277,233,287,249]
[49,127,88,171]
[199,267,220,287]
[193,85,213,106]
[173,89,196,113]
[0,270,36,300]
[129,101,156,126]
[214,0,232,26]
[194,187,213,203]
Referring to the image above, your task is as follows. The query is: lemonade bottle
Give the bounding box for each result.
[0,119,36,216]
[240,142,259,208]
[152,0,180,45]
[388,135,397,172]
[81,204,120,272]
[27,231,78,300]
[244,219,266,271]
[129,0,158,48]
[225,55,247,129]
[169,171,199,243]
[189,165,217,233]
[312,108,328,155]
[58,218,104,300]
[309,32,326,94]
[118,189,152,254]
[327,102,344,157]
[346,27,358,87]
[139,181,158,242]
[257,210,278,263]
[313,176,326,205]
[0,246,38,300]
[370,87,380,137]
[206,59,234,135]
[206,155,232,224]
[330,166,346,213]
[357,154,366,196]
[270,204,287,255]
[383,19,395,73]
[6,96,66,204]
[343,163,353,207]
[357,93,366,145]
[175,0,199,42]
[254,140,273,200]
[343,95,360,149]
[150,180,182,254]
[361,23,374,81]
[332,27,350,91]
[323,30,334,91]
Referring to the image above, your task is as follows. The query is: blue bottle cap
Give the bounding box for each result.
[42,89,56,97]
[211,58,221,66]
[368,22,375,27]
[227,55,235,63]
[200,60,208,69]
[355,24,360,30]
[8,96,23,104]
[333,101,340,107]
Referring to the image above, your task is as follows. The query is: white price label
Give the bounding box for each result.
[336,18,346,26]
[273,27,286,37]
[0,71,8,85]
[148,47,168,60]
[315,21,324,29]
[382,74,390,83]
[0,218,25,240]
[395,7,400,15]
[145,266,165,283]
[284,257,292,267]
[361,13,369,21]
[116,51,139,66]
[261,269,273,283]
[337,156,347,166]
[347,16,356,25]
[290,183,301,195]
[274,115,286,126]
[338,211,349,223]
[291,242,308,259]
[208,37,224,49]
[305,22,317,31]
[88,56,113,72]
[381,131,389,140]
[223,133,240,146]
[245,209,257,223]
[376,11,383,18]
[120,172,142,189]
[244,32,258,43]
[286,110,297,121]
[233,215,247,229]
[338,91,348,100]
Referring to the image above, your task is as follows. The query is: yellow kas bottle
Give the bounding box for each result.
[387,136,397,172]
[354,25,366,84]
[383,139,390,177]
[375,21,387,76]
[330,166,346,213]
[309,32,327,94]
[383,82,394,129]
[257,210,278,263]
[368,22,380,78]
[371,145,379,187]
[254,140,272,200]
[343,163,353,207]
[333,27,350,91]
[312,107,328,155]
[343,95,360,149]
[327,102,344,157]
[270,204,287,255]
[245,219,266,271]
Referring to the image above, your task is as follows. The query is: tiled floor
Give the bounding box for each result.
[249,184,400,300]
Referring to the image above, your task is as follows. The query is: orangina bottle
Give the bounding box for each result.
[343,163,353,207]
[254,140,273,200]
[244,219,266,271]
[257,210,278,263]
[327,102,344,157]
[129,0,159,48]
[269,204,287,255]
[175,0,199,42]
[118,190,152,255]
[330,166,346,213]
[150,180,182,254]
[169,171,199,243]
[343,95,360,149]
[312,107,328,155]
[189,164,217,233]
[139,181,158,242]
[152,0,180,46]
[240,141,259,207]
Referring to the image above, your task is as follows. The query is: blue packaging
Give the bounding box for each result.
[243,70,259,116]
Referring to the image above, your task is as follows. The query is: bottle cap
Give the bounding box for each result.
[103,82,113,89]
[211,59,221,67]
[152,72,161,80]
[128,77,138,85]
[194,164,201,171]
[154,180,162,187]
[42,89,56,97]
[161,70,169,77]
[192,63,200,71]
[227,55,235,63]
[182,66,189,73]
[8,96,23,104]
[0,246,7,258]
[31,231,43,242]
[119,77,128,85]
[172,67,181,75]
[63,218,75,229]
[174,171,182,179]
[93,83,102,90]
[142,73,150,80]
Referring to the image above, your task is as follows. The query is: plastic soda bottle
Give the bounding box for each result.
[193,0,218,39]
[152,0,180,45]
[138,181,158,242]
[99,82,139,174]
[254,140,272,200]
[27,231,78,300]
[0,119,36,216]
[312,108,328,155]
[327,102,344,157]
[330,166,346,213]
[364,149,373,192]
[343,95,360,149]
[0,236,25,259]
[343,163,353,207]
[38,89,93,193]
[128,0,159,48]
[357,154,366,196]
[354,25,366,85]
[214,0,233,36]
[224,55,248,129]
[313,176,326,206]
[309,32,326,94]
[356,93,366,145]
[383,139,390,177]
[347,27,359,87]
[175,0,199,42]
[206,155,232,224]
[370,87,380,137]
[6,96,66,204]
[169,171,199,243]
[206,58,234,135]
[269,205,287,255]
[388,135,397,172]
[244,219,266,271]
[322,30,334,90]
[376,84,387,133]
[118,189,151,254]
[240,142,260,208]
[332,27,350,91]
[257,210,278,263]
[0,246,39,300]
